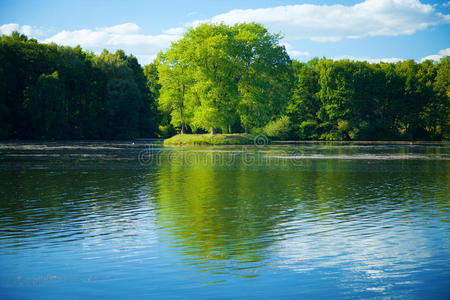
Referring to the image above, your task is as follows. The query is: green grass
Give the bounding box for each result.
[164,133,265,145]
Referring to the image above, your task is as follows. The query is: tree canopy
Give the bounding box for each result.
[156,23,292,134]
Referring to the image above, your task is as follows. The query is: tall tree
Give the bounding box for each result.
[183,24,237,134]
[233,23,291,133]
[287,59,320,139]
[27,71,67,139]
[157,23,291,134]
[157,44,194,134]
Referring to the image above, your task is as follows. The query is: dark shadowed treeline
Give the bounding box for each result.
[0,32,159,140]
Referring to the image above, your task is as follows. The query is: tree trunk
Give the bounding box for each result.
[211,128,216,135]
[181,121,185,134]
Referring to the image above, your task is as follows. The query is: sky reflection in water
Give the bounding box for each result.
[0,142,449,299]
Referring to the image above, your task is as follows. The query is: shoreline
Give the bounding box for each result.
[0,139,447,146]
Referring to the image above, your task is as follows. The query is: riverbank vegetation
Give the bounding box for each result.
[164,134,257,145]
[1,23,449,141]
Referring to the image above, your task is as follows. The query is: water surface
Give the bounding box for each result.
[0,142,449,299]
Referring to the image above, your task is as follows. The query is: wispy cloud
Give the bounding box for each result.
[332,56,405,63]
[190,0,450,42]
[421,48,450,62]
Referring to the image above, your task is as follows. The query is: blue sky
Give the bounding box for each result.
[1,0,449,65]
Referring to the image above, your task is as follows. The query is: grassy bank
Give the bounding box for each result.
[164,134,265,145]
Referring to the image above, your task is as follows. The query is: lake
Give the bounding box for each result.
[0,141,449,299]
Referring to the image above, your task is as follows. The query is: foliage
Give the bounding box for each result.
[1,27,449,142]
[163,134,258,145]
[286,57,449,141]
[157,23,291,134]
[263,116,291,140]
[0,33,158,139]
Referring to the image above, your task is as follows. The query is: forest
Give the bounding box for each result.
[1,23,448,141]
[0,32,158,140]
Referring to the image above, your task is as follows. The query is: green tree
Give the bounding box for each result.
[182,24,237,134]
[394,60,428,139]
[157,45,194,134]
[27,71,67,139]
[157,23,291,135]
[233,23,291,133]
[316,59,357,140]
[287,59,321,139]
[93,50,158,138]
[431,57,450,139]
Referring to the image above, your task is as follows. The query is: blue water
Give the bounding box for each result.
[0,142,449,299]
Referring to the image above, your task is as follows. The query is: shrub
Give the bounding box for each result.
[158,124,176,138]
[298,120,319,140]
[263,116,291,140]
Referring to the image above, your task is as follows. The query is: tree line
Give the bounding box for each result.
[1,24,448,141]
[285,57,449,141]
[0,32,158,139]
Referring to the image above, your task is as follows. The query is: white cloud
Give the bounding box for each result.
[0,23,43,36]
[332,56,405,63]
[1,22,180,65]
[190,0,450,42]
[281,42,309,57]
[421,48,450,61]
[97,23,141,34]
[45,29,109,47]
[163,27,185,35]
[42,23,182,65]
[436,48,449,56]
[20,25,44,36]
[2,0,448,66]
[0,23,19,35]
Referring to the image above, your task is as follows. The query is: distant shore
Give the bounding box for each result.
[163,134,262,145]
[0,138,447,147]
